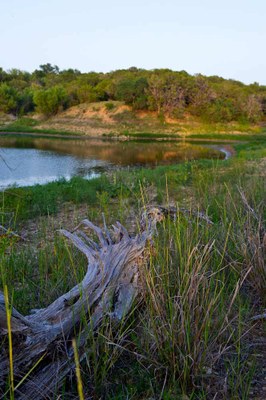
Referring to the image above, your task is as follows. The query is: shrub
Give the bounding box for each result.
[33,86,69,116]
[104,102,115,111]
[0,83,19,114]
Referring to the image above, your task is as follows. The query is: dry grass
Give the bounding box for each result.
[19,101,261,137]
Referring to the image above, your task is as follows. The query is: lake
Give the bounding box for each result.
[0,135,231,189]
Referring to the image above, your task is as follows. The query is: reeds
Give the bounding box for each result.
[0,140,265,398]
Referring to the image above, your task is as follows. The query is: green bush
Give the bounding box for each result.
[115,77,148,110]
[33,86,69,116]
[104,102,115,111]
[0,83,19,114]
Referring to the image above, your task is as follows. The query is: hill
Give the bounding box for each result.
[0,101,262,138]
[0,65,266,137]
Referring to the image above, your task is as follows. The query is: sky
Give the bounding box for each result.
[0,0,265,84]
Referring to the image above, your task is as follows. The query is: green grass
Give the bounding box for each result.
[0,175,119,223]
[121,131,182,139]
[0,125,82,136]
[0,117,82,136]
[187,131,266,141]
[1,113,265,139]
[0,135,265,399]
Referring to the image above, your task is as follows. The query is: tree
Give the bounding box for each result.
[0,67,7,82]
[244,95,263,122]
[39,63,60,74]
[189,75,217,117]
[115,77,148,109]
[148,72,189,117]
[33,86,68,116]
[17,89,35,115]
[0,83,19,114]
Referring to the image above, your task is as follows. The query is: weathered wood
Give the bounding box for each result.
[0,211,157,399]
[0,206,212,399]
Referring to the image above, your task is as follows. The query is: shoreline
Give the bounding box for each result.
[0,130,244,143]
[0,135,236,191]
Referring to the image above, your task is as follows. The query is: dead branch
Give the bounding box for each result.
[0,212,157,399]
[0,224,26,241]
[0,206,212,399]
[141,205,214,227]
[251,311,266,321]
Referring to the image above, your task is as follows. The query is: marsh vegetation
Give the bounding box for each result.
[0,135,265,399]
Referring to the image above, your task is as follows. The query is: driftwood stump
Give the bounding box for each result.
[0,206,212,399]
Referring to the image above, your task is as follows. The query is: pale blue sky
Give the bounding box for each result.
[0,0,265,84]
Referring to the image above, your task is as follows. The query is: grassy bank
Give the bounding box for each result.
[0,117,81,136]
[0,139,265,399]
[1,116,266,144]
[0,102,264,138]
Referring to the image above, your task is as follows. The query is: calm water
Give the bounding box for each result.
[0,136,230,189]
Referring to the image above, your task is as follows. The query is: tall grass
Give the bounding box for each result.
[131,208,255,397]
[3,286,14,400]
[0,139,265,398]
[73,339,85,400]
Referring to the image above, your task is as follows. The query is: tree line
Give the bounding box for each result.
[0,63,265,123]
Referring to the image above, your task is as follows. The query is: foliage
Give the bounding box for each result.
[115,77,148,109]
[0,175,112,221]
[0,139,265,398]
[33,86,68,116]
[0,65,266,123]
[0,83,19,114]
[104,102,115,111]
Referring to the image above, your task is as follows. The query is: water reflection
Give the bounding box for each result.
[0,136,226,189]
